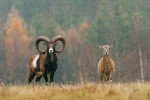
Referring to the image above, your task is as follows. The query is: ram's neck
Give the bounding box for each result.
[103,54,111,66]
[103,54,110,59]
[46,52,57,62]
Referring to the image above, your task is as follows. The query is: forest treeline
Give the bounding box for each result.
[0,0,150,83]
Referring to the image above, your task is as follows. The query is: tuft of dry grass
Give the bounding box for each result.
[0,82,150,100]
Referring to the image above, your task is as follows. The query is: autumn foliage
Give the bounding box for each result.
[4,7,31,81]
[80,18,89,33]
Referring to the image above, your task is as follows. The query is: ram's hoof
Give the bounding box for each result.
[109,79,112,83]
[45,82,49,86]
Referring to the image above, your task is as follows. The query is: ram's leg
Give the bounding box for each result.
[50,72,55,83]
[109,72,112,82]
[100,73,104,83]
[103,73,107,82]
[35,76,42,82]
[97,73,101,82]
[28,72,35,84]
[50,63,57,83]
[43,72,48,84]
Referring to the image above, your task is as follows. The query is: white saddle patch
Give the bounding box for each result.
[32,55,39,68]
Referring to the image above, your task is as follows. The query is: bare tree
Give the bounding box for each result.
[133,12,144,82]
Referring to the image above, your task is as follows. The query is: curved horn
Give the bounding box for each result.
[35,36,50,53]
[51,35,66,53]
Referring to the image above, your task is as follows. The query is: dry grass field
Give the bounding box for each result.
[0,82,150,100]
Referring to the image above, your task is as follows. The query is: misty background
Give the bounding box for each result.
[0,0,150,83]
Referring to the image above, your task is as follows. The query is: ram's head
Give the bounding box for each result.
[35,35,66,54]
[99,45,113,55]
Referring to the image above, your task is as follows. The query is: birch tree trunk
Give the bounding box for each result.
[138,44,144,82]
[134,12,144,82]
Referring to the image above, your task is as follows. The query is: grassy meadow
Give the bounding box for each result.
[0,82,150,100]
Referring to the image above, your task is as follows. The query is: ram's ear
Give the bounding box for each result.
[99,45,103,49]
[109,45,113,48]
